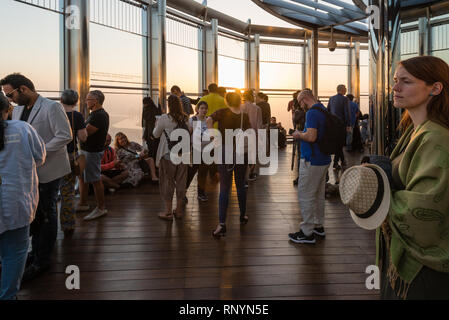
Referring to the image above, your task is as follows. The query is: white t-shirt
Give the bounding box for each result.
[189,116,210,151]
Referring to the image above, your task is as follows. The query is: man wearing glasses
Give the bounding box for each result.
[76,90,109,221]
[288,89,331,244]
[0,73,72,281]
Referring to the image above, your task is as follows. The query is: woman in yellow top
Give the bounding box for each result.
[379,55,449,299]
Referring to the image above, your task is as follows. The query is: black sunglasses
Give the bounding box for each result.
[5,88,18,99]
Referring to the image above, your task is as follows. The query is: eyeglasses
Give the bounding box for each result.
[5,88,18,99]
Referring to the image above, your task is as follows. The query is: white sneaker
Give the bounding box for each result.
[76,204,90,212]
[83,207,107,221]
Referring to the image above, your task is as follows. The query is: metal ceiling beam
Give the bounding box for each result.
[321,0,365,16]
[401,1,449,23]
[291,0,364,20]
[165,0,368,42]
[282,11,362,35]
[352,0,367,11]
[274,3,367,34]
[261,0,345,25]
[277,8,328,26]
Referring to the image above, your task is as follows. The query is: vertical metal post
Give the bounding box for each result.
[64,0,90,118]
[348,41,353,95]
[204,18,218,87]
[375,0,386,155]
[311,28,319,99]
[158,0,167,112]
[248,34,260,91]
[150,3,159,107]
[198,25,204,94]
[143,4,150,95]
[302,35,307,89]
[304,35,312,89]
[354,41,360,104]
[418,16,429,56]
[348,41,361,103]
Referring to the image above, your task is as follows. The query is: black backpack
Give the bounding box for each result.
[310,106,346,155]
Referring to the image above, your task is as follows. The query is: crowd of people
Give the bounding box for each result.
[1,55,449,300]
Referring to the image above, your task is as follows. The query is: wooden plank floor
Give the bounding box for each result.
[18,145,379,300]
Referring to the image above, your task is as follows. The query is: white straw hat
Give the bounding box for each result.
[339,164,391,230]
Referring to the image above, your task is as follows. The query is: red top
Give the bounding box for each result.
[101,146,117,172]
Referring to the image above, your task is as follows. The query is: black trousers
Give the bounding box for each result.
[186,164,209,194]
[334,147,345,164]
[351,124,363,151]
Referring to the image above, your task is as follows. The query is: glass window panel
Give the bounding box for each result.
[167,43,200,94]
[218,56,245,89]
[431,23,449,64]
[260,63,301,90]
[90,23,145,85]
[319,48,348,65]
[360,96,369,116]
[266,94,295,130]
[318,65,348,98]
[360,49,369,67]
[0,0,61,92]
[218,35,245,60]
[400,30,418,58]
[98,89,147,145]
[260,44,302,64]
[432,50,449,63]
[361,66,369,95]
[166,18,200,50]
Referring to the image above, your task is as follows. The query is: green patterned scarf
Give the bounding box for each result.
[376,120,449,299]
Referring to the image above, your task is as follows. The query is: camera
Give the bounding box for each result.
[289,129,296,135]
[328,39,337,52]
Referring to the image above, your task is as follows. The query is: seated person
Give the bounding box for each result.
[101,134,129,191]
[269,117,287,148]
[114,132,159,187]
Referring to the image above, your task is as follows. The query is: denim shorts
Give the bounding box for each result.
[81,151,103,183]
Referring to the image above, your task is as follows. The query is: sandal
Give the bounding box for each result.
[212,224,226,237]
[240,215,249,225]
[158,212,173,221]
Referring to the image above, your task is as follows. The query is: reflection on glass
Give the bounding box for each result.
[318,65,349,97]
[99,90,146,145]
[0,0,61,92]
[218,56,245,89]
[90,23,145,84]
[260,63,301,90]
[167,43,200,94]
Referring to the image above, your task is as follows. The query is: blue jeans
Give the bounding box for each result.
[218,164,247,224]
[0,225,30,300]
[29,178,61,268]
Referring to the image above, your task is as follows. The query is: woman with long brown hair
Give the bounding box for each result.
[153,95,191,221]
[379,55,449,299]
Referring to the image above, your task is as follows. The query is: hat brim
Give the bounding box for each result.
[349,164,391,230]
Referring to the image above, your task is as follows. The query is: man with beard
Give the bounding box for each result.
[1,73,72,281]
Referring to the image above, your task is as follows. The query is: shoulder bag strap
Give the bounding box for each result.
[71,111,76,161]
[123,146,139,155]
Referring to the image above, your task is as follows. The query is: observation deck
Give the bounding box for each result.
[18,148,377,300]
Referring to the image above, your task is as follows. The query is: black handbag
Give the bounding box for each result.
[138,158,150,174]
